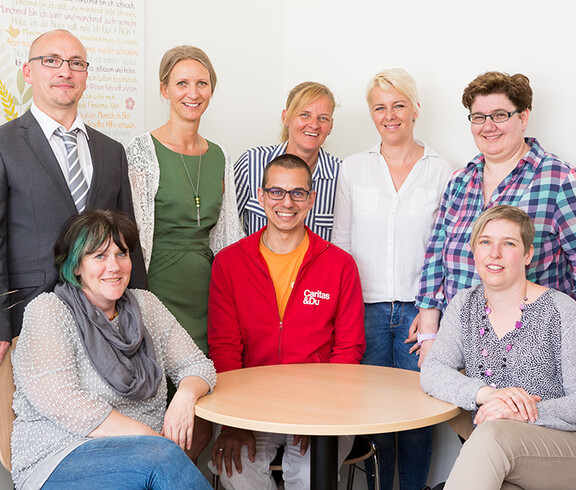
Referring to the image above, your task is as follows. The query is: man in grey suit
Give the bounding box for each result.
[0,29,147,363]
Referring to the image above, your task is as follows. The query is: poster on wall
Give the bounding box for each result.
[0,0,144,144]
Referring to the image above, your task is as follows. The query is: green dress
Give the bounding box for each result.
[148,136,225,354]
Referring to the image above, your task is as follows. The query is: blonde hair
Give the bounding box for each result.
[159,45,217,93]
[470,205,535,254]
[281,82,336,142]
[366,68,419,112]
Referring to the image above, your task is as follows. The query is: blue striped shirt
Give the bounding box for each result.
[234,142,341,241]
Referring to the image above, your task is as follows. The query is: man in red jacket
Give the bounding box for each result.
[208,154,365,489]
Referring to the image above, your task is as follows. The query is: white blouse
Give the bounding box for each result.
[332,141,457,303]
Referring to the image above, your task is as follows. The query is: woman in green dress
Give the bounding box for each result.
[126,45,243,459]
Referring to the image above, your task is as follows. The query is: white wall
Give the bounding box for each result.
[2,1,571,487]
[142,1,574,487]
[145,0,576,168]
[143,0,285,158]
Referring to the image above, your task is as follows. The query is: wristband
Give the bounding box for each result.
[417,332,436,346]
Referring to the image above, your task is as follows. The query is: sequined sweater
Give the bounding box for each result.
[420,284,576,431]
[11,289,217,490]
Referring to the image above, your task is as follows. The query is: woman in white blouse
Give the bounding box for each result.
[332,68,455,490]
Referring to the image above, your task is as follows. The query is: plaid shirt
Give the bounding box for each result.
[416,138,576,310]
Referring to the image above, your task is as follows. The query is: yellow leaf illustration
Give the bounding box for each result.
[0,80,18,122]
[7,24,21,38]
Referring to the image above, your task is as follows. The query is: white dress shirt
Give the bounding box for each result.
[31,104,93,187]
[332,140,457,303]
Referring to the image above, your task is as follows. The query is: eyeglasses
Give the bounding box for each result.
[29,56,89,72]
[263,187,311,202]
[468,109,519,125]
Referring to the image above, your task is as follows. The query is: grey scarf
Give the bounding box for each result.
[54,283,162,401]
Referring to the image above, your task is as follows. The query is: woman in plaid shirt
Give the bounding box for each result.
[414,71,576,366]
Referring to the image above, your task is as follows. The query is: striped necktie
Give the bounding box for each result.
[56,128,88,212]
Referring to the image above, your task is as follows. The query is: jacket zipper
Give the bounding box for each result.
[277,320,283,363]
[247,236,330,365]
[278,242,329,363]
[254,256,284,364]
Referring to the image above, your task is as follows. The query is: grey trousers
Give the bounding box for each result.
[445,419,576,490]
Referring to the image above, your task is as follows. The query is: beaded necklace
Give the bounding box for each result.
[167,125,202,226]
[479,289,527,386]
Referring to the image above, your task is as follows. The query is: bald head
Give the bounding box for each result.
[29,29,87,60]
[24,30,88,128]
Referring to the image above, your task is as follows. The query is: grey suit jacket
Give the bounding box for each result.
[0,110,147,341]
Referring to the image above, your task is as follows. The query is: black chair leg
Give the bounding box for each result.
[369,437,380,490]
[346,463,356,490]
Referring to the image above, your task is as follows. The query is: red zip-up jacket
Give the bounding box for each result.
[208,227,365,373]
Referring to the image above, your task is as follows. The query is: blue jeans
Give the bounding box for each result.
[42,435,212,489]
[362,302,432,490]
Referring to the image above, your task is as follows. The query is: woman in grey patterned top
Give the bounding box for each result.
[11,210,215,489]
[421,205,576,490]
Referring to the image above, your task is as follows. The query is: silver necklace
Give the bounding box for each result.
[168,125,202,226]
[262,231,307,254]
[262,231,277,253]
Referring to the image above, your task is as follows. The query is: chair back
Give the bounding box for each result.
[0,337,18,472]
[447,408,474,441]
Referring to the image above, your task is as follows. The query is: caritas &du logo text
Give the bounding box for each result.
[303,289,330,305]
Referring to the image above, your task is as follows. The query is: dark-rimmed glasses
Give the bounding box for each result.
[29,56,89,72]
[263,187,311,202]
[468,109,519,125]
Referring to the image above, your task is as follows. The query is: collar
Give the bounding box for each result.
[467,137,540,171]
[31,103,89,140]
[313,147,338,180]
[368,138,434,160]
[278,141,338,181]
[244,225,327,259]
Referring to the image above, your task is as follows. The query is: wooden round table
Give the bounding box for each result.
[196,363,460,489]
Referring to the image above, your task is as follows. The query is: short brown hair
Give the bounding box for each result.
[159,45,217,93]
[462,71,532,112]
[470,205,535,254]
[262,154,312,190]
[281,82,336,142]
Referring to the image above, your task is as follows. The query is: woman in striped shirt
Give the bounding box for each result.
[234,82,340,241]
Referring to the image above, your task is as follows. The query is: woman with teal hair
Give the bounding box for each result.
[10,210,215,489]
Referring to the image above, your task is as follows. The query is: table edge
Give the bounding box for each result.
[195,405,462,436]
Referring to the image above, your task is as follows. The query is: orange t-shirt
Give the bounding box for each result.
[260,232,310,320]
